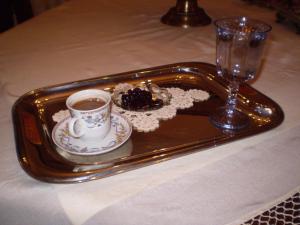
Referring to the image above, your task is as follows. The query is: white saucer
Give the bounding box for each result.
[52,113,132,156]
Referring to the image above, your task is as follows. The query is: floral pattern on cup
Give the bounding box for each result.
[72,108,110,129]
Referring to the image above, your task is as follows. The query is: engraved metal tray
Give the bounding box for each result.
[12,62,284,183]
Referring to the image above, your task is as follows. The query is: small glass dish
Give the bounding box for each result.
[112,82,172,111]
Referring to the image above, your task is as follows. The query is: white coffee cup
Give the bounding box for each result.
[66,89,111,142]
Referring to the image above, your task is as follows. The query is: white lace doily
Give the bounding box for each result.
[112,87,209,132]
[52,87,209,133]
[52,110,71,123]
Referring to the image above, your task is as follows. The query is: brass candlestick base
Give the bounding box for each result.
[161,0,211,27]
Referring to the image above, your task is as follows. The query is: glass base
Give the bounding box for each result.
[161,6,211,27]
[210,107,249,130]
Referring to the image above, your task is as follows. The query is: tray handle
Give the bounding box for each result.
[21,111,42,145]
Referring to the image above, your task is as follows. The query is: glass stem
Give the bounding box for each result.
[226,81,239,118]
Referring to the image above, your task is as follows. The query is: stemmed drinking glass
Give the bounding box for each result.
[210,17,272,130]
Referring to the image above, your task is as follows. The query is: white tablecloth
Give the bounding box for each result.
[1,0,300,224]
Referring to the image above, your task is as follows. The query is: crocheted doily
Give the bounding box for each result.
[52,87,209,133]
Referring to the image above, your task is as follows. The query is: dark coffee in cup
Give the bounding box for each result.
[72,98,106,110]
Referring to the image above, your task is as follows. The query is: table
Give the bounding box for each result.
[1,0,300,224]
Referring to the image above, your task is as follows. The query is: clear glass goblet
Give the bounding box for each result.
[210,17,272,130]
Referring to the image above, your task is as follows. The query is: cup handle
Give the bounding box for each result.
[68,117,86,138]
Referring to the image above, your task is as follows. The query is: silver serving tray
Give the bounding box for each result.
[12,62,284,183]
